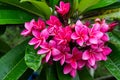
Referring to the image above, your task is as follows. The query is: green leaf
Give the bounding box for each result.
[87,0,118,11]
[25,45,43,71]
[0,4,37,24]
[78,68,93,80]
[78,0,100,14]
[83,8,120,20]
[20,0,52,19]
[0,0,45,19]
[0,39,28,80]
[56,62,73,80]
[103,31,120,80]
[0,38,11,53]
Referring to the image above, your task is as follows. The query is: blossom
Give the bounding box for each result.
[54,26,72,45]
[38,40,60,62]
[33,19,45,31]
[29,29,49,49]
[21,19,35,36]
[88,24,103,44]
[63,64,77,78]
[46,16,62,35]
[71,20,88,46]
[108,21,118,31]
[56,1,70,16]
[53,45,70,65]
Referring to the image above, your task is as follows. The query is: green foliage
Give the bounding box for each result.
[25,45,43,71]
[78,0,100,14]
[20,0,52,19]
[0,40,28,80]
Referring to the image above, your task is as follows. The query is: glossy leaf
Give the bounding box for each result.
[103,31,120,80]
[78,68,93,80]
[0,0,45,19]
[25,45,43,71]
[56,62,73,80]
[0,38,11,53]
[0,4,37,24]
[20,0,51,19]
[78,0,100,14]
[87,0,118,11]
[0,39,28,80]
[83,8,120,20]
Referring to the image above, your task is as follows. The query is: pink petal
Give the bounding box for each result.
[49,40,56,47]
[77,39,84,46]
[75,25,81,35]
[102,34,109,41]
[40,29,49,39]
[71,61,77,69]
[46,52,51,62]
[78,60,86,69]
[103,47,112,55]
[60,56,65,65]
[21,29,30,36]
[52,48,60,56]
[89,38,98,44]
[37,49,49,54]
[32,30,40,38]
[34,43,40,49]
[70,69,76,78]
[53,54,63,61]
[40,42,49,49]
[76,20,83,27]
[88,56,95,66]
[96,31,103,39]
[82,50,90,60]
[63,64,72,74]
[71,33,79,39]
[29,38,38,45]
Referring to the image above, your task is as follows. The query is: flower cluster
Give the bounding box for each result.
[21,1,116,78]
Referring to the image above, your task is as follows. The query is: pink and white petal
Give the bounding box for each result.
[71,33,79,39]
[37,49,49,54]
[46,52,51,62]
[88,56,95,66]
[34,43,40,49]
[63,64,72,74]
[82,50,90,60]
[101,34,109,42]
[70,69,76,78]
[29,38,38,45]
[71,61,77,69]
[25,22,31,30]
[60,56,65,65]
[75,25,82,35]
[76,20,83,27]
[49,40,57,47]
[89,38,98,44]
[40,29,49,39]
[53,54,63,61]
[32,30,40,38]
[40,43,49,49]
[77,39,84,46]
[52,48,60,56]
[78,60,86,69]
[96,31,103,39]
[21,29,30,36]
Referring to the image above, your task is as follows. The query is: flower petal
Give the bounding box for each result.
[82,50,90,60]
[71,33,79,39]
[63,64,72,74]
[37,49,49,54]
[29,38,38,45]
[70,69,76,78]
[52,48,60,56]
[88,56,95,66]
[46,52,51,62]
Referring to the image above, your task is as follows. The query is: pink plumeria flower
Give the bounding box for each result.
[88,24,103,44]
[46,15,62,35]
[66,47,83,69]
[29,29,49,49]
[55,1,70,16]
[53,44,70,65]
[38,40,60,62]
[21,19,35,36]
[71,20,88,46]
[54,26,72,45]
[63,64,77,78]
[33,19,45,31]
